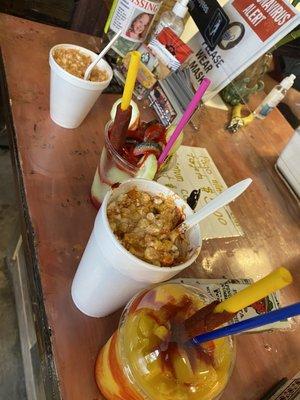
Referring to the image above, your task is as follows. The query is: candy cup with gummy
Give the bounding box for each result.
[91,120,182,208]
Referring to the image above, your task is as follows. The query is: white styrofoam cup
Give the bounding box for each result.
[49,44,113,129]
[71,179,202,317]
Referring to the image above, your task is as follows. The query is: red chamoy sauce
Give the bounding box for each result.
[110,120,167,167]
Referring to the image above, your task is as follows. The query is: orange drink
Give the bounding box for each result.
[95,283,235,400]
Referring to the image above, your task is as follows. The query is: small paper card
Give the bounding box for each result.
[149,28,193,72]
[267,372,300,399]
[157,145,244,240]
[172,277,292,332]
[156,28,193,64]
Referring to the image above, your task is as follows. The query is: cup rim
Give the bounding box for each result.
[101,179,202,272]
[49,43,113,87]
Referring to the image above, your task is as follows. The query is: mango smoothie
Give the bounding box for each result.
[95,283,235,400]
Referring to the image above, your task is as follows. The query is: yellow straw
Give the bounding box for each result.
[121,51,141,111]
[104,0,118,34]
[214,267,293,314]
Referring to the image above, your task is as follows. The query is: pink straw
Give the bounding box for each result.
[158,77,211,165]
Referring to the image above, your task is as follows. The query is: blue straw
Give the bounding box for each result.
[189,302,300,346]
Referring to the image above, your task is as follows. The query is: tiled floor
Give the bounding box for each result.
[0,146,27,400]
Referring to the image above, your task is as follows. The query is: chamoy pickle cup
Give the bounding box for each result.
[95,283,235,400]
[90,119,183,209]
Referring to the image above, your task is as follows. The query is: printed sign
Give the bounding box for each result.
[187,0,299,101]
[233,0,296,41]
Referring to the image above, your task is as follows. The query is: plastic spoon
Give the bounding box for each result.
[174,178,252,237]
[84,30,122,80]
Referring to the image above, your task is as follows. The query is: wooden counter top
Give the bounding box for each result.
[0,13,299,400]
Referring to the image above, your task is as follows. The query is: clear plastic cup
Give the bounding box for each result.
[90,121,179,209]
[49,44,113,129]
[95,283,235,400]
[91,121,138,209]
[71,179,202,317]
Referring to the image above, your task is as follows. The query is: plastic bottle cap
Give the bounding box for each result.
[172,0,189,18]
[280,74,296,90]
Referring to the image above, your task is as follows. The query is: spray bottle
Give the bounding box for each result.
[254,74,296,120]
[151,0,189,39]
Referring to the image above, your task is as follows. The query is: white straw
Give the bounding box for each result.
[84,30,122,80]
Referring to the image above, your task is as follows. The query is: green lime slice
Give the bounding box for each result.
[135,154,158,180]
[165,125,184,155]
